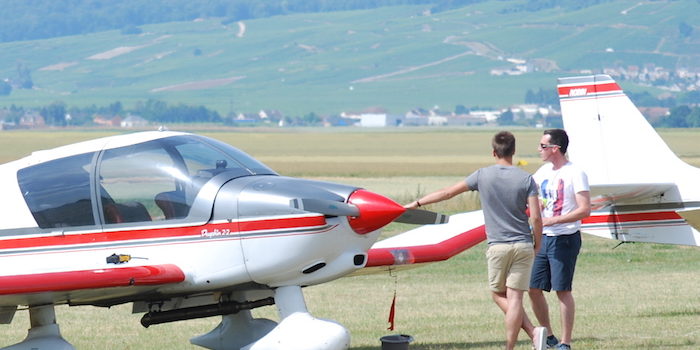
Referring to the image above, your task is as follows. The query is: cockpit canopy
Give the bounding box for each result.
[17,134,276,229]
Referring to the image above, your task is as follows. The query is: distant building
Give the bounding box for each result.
[323,115,356,127]
[120,114,149,128]
[446,114,487,126]
[93,115,122,127]
[469,110,500,123]
[235,112,261,124]
[258,109,283,123]
[403,109,430,126]
[359,113,403,127]
[508,104,551,121]
[19,112,45,128]
[428,115,448,126]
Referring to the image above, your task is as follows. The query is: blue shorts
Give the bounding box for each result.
[529,231,581,292]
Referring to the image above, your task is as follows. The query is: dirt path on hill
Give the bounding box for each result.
[150,76,245,92]
[351,51,473,83]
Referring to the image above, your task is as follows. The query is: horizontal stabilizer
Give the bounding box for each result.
[393,208,449,225]
[290,198,360,217]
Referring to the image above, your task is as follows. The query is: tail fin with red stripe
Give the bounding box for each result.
[558,74,700,245]
[558,75,694,187]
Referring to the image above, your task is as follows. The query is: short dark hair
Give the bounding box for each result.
[492,131,516,158]
[544,128,569,154]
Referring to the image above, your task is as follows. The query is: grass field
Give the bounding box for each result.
[1,127,700,349]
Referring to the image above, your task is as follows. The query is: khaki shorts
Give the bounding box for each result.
[486,242,535,292]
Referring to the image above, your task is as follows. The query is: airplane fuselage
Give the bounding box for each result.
[0,131,394,312]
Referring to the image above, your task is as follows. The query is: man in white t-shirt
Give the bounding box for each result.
[529,129,590,350]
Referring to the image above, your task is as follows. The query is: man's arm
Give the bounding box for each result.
[528,195,543,252]
[542,190,591,226]
[404,181,469,209]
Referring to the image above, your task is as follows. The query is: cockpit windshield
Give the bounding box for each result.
[18,134,276,229]
[99,135,276,223]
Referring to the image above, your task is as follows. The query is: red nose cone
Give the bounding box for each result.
[347,189,406,234]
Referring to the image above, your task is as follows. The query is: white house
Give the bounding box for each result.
[120,114,149,128]
[359,113,403,127]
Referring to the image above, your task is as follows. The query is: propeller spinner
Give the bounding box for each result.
[290,189,449,234]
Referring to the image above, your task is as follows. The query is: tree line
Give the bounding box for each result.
[2,100,223,127]
[1,99,335,127]
[1,0,616,43]
[0,0,471,42]
[4,88,700,128]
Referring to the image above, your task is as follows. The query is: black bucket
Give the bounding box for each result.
[380,334,414,350]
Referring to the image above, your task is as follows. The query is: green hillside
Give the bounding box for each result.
[1,0,699,116]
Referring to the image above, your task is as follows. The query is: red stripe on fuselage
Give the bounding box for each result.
[0,264,185,295]
[0,215,327,251]
[583,211,682,224]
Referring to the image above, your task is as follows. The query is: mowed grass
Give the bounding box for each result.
[1,127,700,349]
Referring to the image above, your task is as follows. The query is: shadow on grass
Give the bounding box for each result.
[351,342,499,350]
[351,340,528,350]
[351,337,603,350]
[638,308,700,317]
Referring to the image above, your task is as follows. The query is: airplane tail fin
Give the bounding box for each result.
[559,75,700,245]
[558,75,700,206]
[558,75,690,185]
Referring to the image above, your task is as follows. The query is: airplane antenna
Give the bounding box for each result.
[611,241,629,249]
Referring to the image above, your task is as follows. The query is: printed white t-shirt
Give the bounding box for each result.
[533,161,589,236]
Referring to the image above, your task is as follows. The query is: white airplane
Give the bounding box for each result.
[558,74,700,246]
[0,131,486,350]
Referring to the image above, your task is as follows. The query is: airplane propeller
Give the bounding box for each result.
[290,190,449,229]
[395,208,449,225]
[290,198,360,217]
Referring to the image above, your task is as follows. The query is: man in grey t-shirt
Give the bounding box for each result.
[405,131,544,350]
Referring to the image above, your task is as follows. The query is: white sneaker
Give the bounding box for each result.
[533,327,547,350]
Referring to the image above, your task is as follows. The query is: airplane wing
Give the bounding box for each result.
[0,264,185,296]
[353,211,486,275]
[590,183,700,235]
[580,183,700,246]
[589,183,676,210]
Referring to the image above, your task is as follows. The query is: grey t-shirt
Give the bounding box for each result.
[465,164,538,244]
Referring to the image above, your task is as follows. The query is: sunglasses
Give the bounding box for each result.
[539,143,560,149]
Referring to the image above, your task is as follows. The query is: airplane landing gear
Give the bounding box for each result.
[192,286,350,350]
[1,305,75,350]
